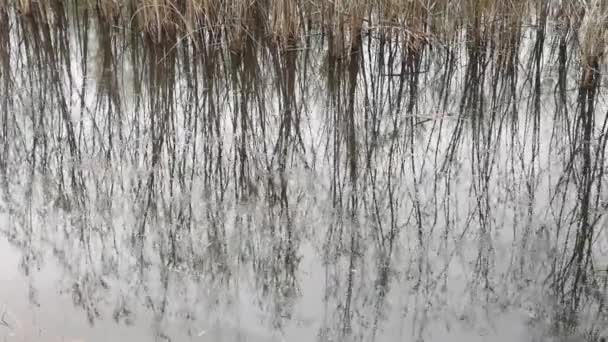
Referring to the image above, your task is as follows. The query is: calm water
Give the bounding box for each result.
[1,6,608,342]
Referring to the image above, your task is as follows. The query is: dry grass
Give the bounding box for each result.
[1,0,606,78]
[0,0,602,49]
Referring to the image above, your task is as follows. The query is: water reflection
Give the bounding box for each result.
[1,2,608,341]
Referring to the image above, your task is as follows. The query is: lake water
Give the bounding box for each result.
[1,4,608,341]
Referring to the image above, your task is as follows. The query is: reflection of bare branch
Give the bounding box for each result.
[0,311,10,329]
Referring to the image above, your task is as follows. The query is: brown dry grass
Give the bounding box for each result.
[0,0,593,41]
[2,0,607,70]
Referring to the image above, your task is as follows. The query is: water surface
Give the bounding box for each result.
[1,4,608,341]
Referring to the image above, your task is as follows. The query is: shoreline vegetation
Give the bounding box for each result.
[2,1,606,53]
[2,0,608,341]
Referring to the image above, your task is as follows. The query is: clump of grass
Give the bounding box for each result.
[1,0,602,67]
[0,0,574,44]
[578,0,608,67]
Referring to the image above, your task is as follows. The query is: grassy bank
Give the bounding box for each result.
[1,0,605,55]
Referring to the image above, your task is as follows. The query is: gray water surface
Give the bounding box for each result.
[1,6,608,342]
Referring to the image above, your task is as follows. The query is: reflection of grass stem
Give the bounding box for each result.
[0,312,8,328]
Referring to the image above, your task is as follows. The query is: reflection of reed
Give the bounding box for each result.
[1,0,608,340]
